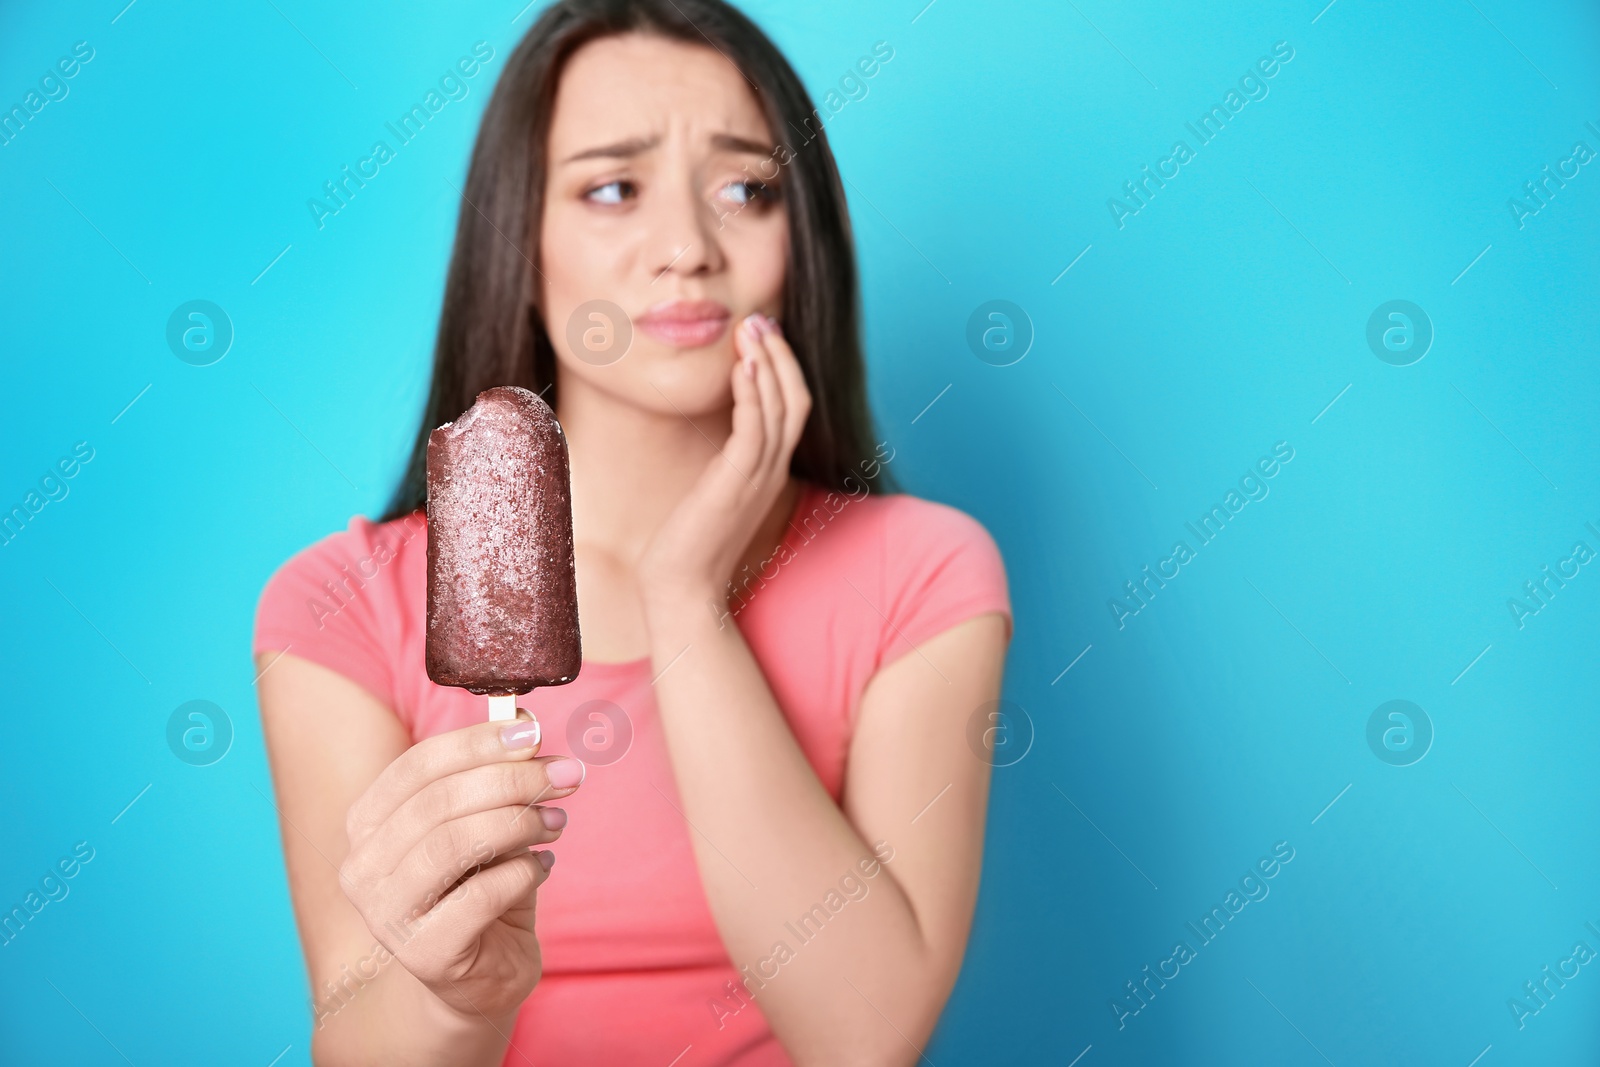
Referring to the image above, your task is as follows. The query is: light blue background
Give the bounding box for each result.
[3,1,1597,1063]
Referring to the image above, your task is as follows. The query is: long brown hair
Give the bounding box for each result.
[380,0,896,521]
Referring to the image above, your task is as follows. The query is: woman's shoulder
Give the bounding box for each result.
[799,482,1012,650]
[256,512,427,609]
[252,512,429,703]
[814,482,1004,562]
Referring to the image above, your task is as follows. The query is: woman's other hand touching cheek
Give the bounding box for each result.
[636,313,810,612]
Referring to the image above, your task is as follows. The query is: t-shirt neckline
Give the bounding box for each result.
[579,480,816,675]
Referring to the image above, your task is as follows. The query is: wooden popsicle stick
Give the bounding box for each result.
[487,694,518,722]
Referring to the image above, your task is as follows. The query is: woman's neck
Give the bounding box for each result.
[555,369,798,569]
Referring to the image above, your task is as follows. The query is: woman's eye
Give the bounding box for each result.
[719,179,777,207]
[585,180,635,205]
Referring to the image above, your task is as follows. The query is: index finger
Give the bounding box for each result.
[755,319,811,447]
[346,712,543,846]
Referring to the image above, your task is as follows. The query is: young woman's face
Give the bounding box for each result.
[540,33,789,416]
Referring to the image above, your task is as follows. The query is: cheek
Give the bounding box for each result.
[540,206,623,330]
[724,214,788,306]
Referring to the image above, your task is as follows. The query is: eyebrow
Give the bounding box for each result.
[558,131,775,165]
[560,134,656,164]
[712,132,776,156]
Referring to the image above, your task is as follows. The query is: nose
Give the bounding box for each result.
[646,175,724,283]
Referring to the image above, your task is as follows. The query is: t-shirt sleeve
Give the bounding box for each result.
[874,498,1013,673]
[252,518,401,710]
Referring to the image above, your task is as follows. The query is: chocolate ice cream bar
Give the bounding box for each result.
[426,386,581,716]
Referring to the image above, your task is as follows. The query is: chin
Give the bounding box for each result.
[630,348,737,414]
[559,349,731,416]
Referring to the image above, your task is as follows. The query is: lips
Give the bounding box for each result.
[635,299,731,348]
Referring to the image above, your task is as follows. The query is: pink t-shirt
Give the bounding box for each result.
[253,480,1012,1065]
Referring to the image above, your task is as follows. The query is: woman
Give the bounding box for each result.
[253,0,1012,1063]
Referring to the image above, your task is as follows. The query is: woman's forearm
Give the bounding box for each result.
[643,589,945,1065]
[309,955,514,1067]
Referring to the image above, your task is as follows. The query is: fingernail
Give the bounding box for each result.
[539,807,567,831]
[547,757,586,789]
[742,313,762,335]
[535,850,556,872]
[764,315,782,336]
[500,718,541,749]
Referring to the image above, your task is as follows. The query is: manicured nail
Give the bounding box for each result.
[539,807,568,831]
[763,315,781,336]
[500,718,541,749]
[742,313,762,335]
[547,757,586,789]
[535,850,556,872]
